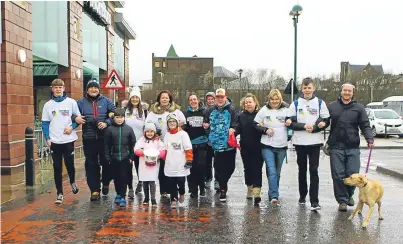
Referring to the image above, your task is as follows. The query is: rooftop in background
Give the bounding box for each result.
[383,96,403,102]
[214,66,238,79]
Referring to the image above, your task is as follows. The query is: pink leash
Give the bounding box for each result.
[365,147,373,175]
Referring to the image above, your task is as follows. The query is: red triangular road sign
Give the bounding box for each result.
[103,69,125,90]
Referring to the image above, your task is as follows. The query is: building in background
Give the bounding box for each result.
[150,44,214,105]
[1,1,135,174]
[340,61,384,82]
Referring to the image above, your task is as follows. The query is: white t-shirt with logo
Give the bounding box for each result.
[42,98,81,144]
[163,130,192,177]
[145,110,186,141]
[254,106,288,148]
[287,97,330,145]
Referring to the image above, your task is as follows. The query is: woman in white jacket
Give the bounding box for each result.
[124,87,149,198]
[254,89,289,204]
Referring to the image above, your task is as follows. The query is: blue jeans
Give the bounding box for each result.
[262,148,287,200]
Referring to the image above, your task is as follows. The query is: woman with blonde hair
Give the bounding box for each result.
[253,89,289,204]
[234,93,264,205]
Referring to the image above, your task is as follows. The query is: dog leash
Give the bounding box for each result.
[365,147,373,175]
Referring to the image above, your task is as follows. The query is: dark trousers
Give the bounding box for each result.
[50,142,76,195]
[128,156,140,190]
[329,149,361,204]
[112,159,130,197]
[168,176,186,201]
[295,145,321,204]
[158,159,169,194]
[187,145,207,194]
[215,149,237,192]
[143,181,156,200]
[205,145,215,182]
[240,146,263,187]
[83,139,110,194]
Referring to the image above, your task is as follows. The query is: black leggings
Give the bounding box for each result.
[50,142,76,195]
[128,156,140,190]
[168,176,186,201]
[187,145,207,194]
[159,159,169,194]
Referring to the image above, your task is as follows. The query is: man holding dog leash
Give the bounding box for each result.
[325,83,374,212]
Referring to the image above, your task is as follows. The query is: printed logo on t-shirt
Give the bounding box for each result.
[171,142,182,150]
[187,116,203,127]
[307,107,318,116]
[158,118,164,124]
[51,109,58,117]
[59,108,70,116]
[276,116,286,123]
[264,116,272,123]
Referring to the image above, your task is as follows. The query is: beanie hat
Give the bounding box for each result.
[129,86,142,101]
[144,122,157,133]
[205,92,215,100]
[87,79,100,90]
[166,113,179,127]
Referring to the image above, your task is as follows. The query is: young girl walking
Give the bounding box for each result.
[164,114,193,208]
[134,122,166,206]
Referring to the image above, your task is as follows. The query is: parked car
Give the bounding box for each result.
[367,109,403,137]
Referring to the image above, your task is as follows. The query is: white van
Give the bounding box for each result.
[367,109,403,137]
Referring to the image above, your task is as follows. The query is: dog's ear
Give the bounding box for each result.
[358,174,366,183]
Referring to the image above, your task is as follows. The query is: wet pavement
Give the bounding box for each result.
[2,149,403,243]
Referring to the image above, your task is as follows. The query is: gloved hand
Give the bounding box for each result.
[184,161,192,169]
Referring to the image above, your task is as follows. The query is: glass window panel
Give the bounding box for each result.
[32,1,68,66]
[114,33,124,80]
[82,13,107,70]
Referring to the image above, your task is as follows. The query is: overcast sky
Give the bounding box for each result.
[123,0,403,85]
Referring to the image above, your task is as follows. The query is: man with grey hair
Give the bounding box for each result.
[326,83,374,212]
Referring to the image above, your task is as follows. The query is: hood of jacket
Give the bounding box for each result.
[142,102,149,111]
[215,99,231,110]
[187,105,204,112]
[150,102,181,114]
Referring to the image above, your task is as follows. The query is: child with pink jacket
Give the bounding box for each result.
[134,122,166,206]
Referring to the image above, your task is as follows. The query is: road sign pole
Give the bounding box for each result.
[113,89,116,105]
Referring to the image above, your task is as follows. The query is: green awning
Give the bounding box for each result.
[83,65,94,76]
[33,62,58,76]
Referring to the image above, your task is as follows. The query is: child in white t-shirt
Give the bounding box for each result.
[134,122,166,206]
[41,79,81,204]
[163,114,193,208]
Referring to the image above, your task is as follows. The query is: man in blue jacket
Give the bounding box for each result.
[203,88,238,202]
[74,79,116,201]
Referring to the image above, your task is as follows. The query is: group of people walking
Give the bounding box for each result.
[42,77,374,211]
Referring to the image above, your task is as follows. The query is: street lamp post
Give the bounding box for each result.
[238,69,243,102]
[289,4,303,103]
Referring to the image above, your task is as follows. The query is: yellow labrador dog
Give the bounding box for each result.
[344,174,384,228]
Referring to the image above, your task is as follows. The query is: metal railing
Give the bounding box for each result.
[34,128,84,162]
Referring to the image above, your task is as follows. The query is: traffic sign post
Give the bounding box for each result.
[103,69,125,105]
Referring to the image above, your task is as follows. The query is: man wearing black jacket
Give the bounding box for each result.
[183,95,209,198]
[326,83,374,212]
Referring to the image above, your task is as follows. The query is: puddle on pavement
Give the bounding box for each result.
[1,155,84,204]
